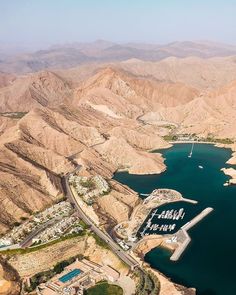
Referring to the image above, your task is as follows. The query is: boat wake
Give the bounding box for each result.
[188,142,195,158]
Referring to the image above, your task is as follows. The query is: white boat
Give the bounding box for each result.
[188,142,195,158]
[198,165,203,169]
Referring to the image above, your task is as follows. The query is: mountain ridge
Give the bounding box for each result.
[1,40,236,74]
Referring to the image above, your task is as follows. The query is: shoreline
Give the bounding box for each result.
[169,140,217,144]
[133,199,210,263]
[115,141,235,293]
[155,140,236,185]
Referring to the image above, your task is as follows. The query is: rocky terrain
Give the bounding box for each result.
[8,235,128,278]
[0,48,235,294]
[6,234,194,295]
[1,40,236,74]
[0,71,72,112]
[0,257,20,295]
[0,56,235,233]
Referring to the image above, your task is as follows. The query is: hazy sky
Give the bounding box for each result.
[0,0,235,48]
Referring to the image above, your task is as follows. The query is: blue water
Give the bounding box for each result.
[59,268,82,283]
[114,144,236,295]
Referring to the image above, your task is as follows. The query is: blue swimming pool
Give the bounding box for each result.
[59,268,82,283]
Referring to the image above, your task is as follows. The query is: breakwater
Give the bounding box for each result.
[170,207,213,261]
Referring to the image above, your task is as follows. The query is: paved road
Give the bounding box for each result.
[63,169,139,270]
[20,218,59,248]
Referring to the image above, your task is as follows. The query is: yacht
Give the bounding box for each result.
[188,142,195,158]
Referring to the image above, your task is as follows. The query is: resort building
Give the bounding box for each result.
[1,201,74,247]
[32,216,82,244]
[69,174,110,205]
[36,259,120,295]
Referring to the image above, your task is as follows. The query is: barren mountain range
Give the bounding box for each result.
[1,40,236,74]
[0,43,236,235]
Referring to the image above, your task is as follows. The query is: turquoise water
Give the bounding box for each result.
[114,144,236,295]
[59,268,82,283]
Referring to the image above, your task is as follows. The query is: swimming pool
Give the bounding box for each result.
[59,268,82,283]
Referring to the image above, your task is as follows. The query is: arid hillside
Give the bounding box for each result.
[0,71,72,112]
[1,40,236,74]
[117,56,236,90]
[0,56,236,233]
[0,70,171,232]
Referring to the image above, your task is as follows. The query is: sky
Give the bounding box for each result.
[0,0,235,49]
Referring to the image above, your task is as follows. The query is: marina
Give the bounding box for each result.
[114,143,236,295]
[140,207,186,237]
[137,201,201,238]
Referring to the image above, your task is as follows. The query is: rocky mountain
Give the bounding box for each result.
[140,79,236,138]
[74,67,199,116]
[118,56,236,90]
[1,40,236,74]
[0,55,236,233]
[0,87,167,232]
[0,73,16,88]
[0,71,72,113]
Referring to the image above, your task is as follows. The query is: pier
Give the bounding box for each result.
[181,198,198,204]
[170,230,191,261]
[170,207,213,261]
[140,193,198,205]
[182,207,213,231]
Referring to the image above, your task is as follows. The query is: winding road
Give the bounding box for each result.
[62,168,139,270]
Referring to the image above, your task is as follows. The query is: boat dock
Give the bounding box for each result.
[170,230,191,261]
[182,207,213,231]
[182,198,198,204]
[170,207,213,261]
[140,193,149,197]
[140,194,198,204]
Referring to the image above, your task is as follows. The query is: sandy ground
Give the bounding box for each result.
[115,275,136,295]
[0,270,12,295]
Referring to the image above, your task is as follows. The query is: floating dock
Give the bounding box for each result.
[170,207,213,261]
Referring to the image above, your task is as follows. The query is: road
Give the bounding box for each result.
[20,218,59,248]
[63,169,139,270]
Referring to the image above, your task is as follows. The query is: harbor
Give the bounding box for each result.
[140,207,187,237]
[137,199,200,239]
[170,207,213,261]
[115,143,236,294]
[114,189,200,243]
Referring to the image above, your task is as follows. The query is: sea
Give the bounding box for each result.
[114,144,236,295]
